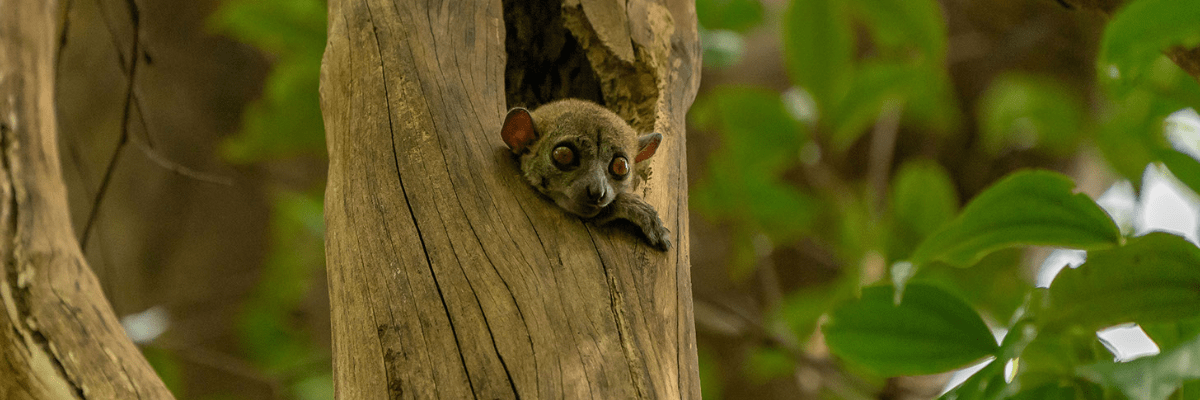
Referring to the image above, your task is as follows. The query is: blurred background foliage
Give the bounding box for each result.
[689,0,1200,399]
[52,0,1200,398]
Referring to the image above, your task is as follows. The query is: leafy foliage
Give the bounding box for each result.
[201,0,1200,397]
[910,170,1121,268]
[823,283,997,376]
[189,0,333,398]
[695,0,763,33]
[782,0,852,113]
[1044,233,1200,332]
[977,74,1086,155]
[694,0,1200,397]
[209,0,327,163]
[1077,332,1200,400]
[1099,0,1200,95]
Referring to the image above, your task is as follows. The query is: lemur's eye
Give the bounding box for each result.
[552,146,575,168]
[610,156,629,178]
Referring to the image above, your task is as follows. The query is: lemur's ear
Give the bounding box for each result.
[635,132,662,163]
[501,108,537,153]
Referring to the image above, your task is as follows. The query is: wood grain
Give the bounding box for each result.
[0,0,174,398]
[320,0,700,398]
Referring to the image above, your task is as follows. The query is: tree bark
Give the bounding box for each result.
[320,0,700,398]
[0,0,174,398]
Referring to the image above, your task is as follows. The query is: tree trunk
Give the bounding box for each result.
[320,0,700,398]
[0,0,173,398]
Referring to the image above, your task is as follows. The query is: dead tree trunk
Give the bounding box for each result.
[320,0,700,398]
[0,1,173,398]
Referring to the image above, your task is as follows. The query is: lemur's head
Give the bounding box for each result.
[501,99,661,218]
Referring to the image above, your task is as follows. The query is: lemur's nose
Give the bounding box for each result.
[587,184,607,203]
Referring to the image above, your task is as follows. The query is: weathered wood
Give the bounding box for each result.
[320,0,700,398]
[0,0,174,398]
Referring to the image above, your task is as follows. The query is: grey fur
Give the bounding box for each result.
[502,99,671,250]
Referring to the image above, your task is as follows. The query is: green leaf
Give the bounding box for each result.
[915,249,1027,322]
[939,359,1007,400]
[1142,316,1200,351]
[775,284,844,341]
[696,0,764,32]
[1077,332,1200,400]
[1093,75,1196,186]
[690,86,807,173]
[1099,0,1200,95]
[746,347,795,383]
[826,61,958,150]
[221,57,325,163]
[850,0,947,62]
[910,170,1121,267]
[1045,232,1200,332]
[292,372,335,400]
[824,283,998,376]
[1158,149,1200,197]
[690,86,816,243]
[977,74,1085,155]
[1006,384,1077,400]
[889,159,958,261]
[782,0,853,114]
[209,0,326,57]
[692,163,818,242]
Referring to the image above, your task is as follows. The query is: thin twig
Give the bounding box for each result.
[147,341,284,400]
[81,0,141,250]
[55,0,75,78]
[694,299,874,400]
[130,138,234,186]
[866,100,904,219]
[80,0,234,249]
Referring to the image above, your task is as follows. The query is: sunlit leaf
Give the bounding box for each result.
[1077,332,1200,400]
[1099,0,1200,95]
[977,74,1085,155]
[910,170,1121,267]
[824,283,998,376]
[782,0,853,114]
[1045,232,1200,332]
